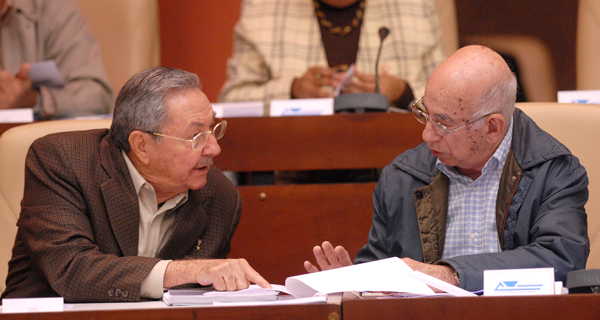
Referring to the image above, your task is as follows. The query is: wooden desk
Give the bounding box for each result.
[342,292,600,320]
[215,112,423,172]
[0,298,341,320]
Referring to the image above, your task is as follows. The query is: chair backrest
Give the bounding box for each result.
[73,0,161,93]
[0,119,112,294]
[435,0,459,56]
[214,113,423,284]
[517,102,600,269]
[576,0,600,90]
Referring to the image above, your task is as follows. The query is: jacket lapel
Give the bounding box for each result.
[157,189,210,260]
[99,136,140,257]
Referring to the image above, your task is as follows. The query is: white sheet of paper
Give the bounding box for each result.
[2,297,64,313]
[285,257,435,298]
[407,271,477,296]
[29,60,65,88]
[0,109,34,123]
[334,64,355,96]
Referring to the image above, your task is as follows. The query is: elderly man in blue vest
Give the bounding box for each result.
[306,45,589,291]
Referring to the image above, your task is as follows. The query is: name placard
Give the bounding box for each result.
[270,98,334,117]
[483,268,555,296]
[557,90,600,104]
[2,297,64,313]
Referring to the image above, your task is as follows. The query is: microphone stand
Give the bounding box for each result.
[334,27,390,113]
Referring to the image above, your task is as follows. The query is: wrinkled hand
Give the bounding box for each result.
[0,63,36,110]
[304,241,353,273]
[291,66,335,99]
[336,69,406,104]
[401,257,458,292]
[164,258,271,291]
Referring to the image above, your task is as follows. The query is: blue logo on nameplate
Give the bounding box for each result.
[494,281,543,292]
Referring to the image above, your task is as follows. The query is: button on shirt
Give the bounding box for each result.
[439,118,514,260]
[122,151,188,298]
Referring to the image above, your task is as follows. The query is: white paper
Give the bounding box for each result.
[269,98,334,116]
[407,271,476,296]
[211,101,265,118]
[334,64,355,96]
[29,60,65,88]
[285,257,435,298]
[2,297,64,313]
[0,109,34,123]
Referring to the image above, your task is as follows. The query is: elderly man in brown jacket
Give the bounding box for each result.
[2,67,270,302]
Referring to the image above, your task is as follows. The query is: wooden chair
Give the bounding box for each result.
[213,112,424,284]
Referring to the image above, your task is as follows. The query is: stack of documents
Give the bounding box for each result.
[163,285,279,306]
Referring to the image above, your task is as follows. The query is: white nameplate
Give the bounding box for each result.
[211,101,265,118]
[2,297,64,313]
[484,268,555,296]
[0,109,34,123]
[269,98,334,117]
[557,90,600,104]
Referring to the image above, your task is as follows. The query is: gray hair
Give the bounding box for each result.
[110,67,201,152]
[470,71,518,130]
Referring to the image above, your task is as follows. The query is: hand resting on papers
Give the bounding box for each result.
[164,258,271,291]
[304,241,458,292]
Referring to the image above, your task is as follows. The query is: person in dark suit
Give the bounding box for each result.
[1,67,270,302]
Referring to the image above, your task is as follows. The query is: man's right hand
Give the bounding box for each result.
[304,241,353,273]
[164,258,271,291]
[291,66,335,99]
[0,63,36,110]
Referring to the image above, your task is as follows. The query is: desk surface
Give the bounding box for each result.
[342,292,600,320]
[0,298,342,320]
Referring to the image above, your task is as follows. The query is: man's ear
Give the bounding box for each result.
[128,131,152,165]
[485,114,506,143]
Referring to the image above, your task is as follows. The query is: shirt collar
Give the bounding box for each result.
[121,150,189,201]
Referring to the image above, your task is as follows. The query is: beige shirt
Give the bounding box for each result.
[122,151,188,299]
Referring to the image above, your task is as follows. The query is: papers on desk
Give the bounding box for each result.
[285,257,475,298]
[163,285,279,306]
[163,257,474,306]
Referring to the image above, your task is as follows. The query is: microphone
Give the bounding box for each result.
[334,26,390,113]
[375,27,390,94]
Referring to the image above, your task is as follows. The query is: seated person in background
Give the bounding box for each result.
[1,67,270,302]
[219,0,445,114]
[0,0,113,119]
[305,45,590,291]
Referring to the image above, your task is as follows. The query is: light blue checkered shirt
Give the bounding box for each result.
[439,118,514,259]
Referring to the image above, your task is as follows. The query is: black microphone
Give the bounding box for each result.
[334,26,390,113]
[375,27,390,94]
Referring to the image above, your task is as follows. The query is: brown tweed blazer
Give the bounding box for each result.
[1,129,241,302]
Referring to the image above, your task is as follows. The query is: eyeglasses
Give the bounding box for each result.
[410,97,493,136]
[145,118,227,150]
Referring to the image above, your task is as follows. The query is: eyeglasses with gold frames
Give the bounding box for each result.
[145,118,227,150]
